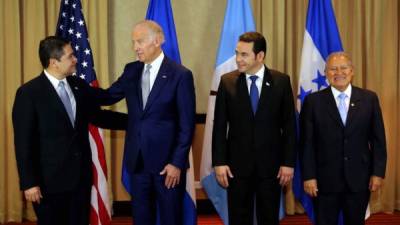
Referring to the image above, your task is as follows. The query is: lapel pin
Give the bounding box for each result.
[265,82,270,86]
[162,75,167,78]
[74,87,78,90]
[351,103,355,107]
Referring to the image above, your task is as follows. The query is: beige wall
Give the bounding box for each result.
[108,0,226,113]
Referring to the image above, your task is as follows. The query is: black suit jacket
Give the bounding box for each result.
[300,86,387,192]
[12,73,127,194]
[212,66,297,178]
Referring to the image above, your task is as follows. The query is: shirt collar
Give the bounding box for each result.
[44,69,68,89]
[145,51,164,71]
[331,84,352,99]
[245,65,265,81]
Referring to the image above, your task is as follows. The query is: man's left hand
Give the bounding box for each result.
[277,166,294,186]
[160,164,181,189]
[369,175,383,192]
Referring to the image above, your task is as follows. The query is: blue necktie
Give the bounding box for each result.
[141,64,152,109]
[249,75,259,114]
[338,93,348,125]
[58,81,75,126]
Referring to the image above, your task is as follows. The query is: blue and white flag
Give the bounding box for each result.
[200,1,255,223]
[121,1,197,225]
[200,1,285,224]
[294,0,370,224]
[294,0,343,224]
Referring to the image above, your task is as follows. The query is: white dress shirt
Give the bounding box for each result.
[144,52,165,91]
[44,70,76,119]
[245,65,265,97]
[331,84,352,109]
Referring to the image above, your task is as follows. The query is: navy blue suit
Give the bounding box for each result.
[96,56,195,225]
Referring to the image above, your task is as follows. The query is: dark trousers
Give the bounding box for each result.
[32,179,91,225]
[130,171,186,225]
[227,175,281,225]
[314,190,370,225]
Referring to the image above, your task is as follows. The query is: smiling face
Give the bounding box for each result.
[325,53,354,92]
[48,44,77,79]
[235,41,264,74]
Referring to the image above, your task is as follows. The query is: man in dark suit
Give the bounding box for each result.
[212,32,297,225]
[12,36,127,225]
[93,20,195,225]
[300,52,387,225]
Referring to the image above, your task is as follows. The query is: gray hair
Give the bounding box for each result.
[134,20,165,44]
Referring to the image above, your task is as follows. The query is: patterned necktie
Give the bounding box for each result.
[141,64,152,109]
[338,92,348,125]
[58,81,75,126]
[249,75,259,114]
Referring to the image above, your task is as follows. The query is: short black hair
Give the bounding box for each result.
[38,36,70,68]
[239,32,267,58]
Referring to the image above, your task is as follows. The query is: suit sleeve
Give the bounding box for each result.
[369,93,387,178]
[170,71,196,170]
[89,107,128,130]
[89,64,132,106]
[280,76,297,167]
[212,78,229,166]
[299,95,317,181]
[12,88,40,190]
[74,77,128,130]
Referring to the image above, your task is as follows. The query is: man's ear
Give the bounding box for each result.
[153,36,162,48]
[48,58,57,69]
[256,51,265,62]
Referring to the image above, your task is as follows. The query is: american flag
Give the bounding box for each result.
[56,1,111,225]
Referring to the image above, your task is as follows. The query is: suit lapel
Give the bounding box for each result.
[39,73,74,130]
[255,66,273,118]
[322,86,344,127]
[136,63,145,111]
[143,57,169,112]
[345,86,361,129]
[237,73,254,117]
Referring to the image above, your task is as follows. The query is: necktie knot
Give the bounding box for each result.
[58,80,65,88]
[338,92,347,100]
[145,64,152,73]
[249,75,258,83]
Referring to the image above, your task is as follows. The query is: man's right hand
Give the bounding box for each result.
[304,179,318,197]
[214,165,233,188]
[24,186,43,204]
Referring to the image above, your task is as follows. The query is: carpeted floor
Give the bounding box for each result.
[4,212,400,225]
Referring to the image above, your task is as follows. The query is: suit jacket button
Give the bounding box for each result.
[344,139,348,143]
[344,156,349,161]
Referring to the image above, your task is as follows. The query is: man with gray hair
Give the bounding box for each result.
[300,51,387,225]
[93,20,196,225]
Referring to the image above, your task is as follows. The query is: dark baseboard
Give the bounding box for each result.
[113,199,217,217]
